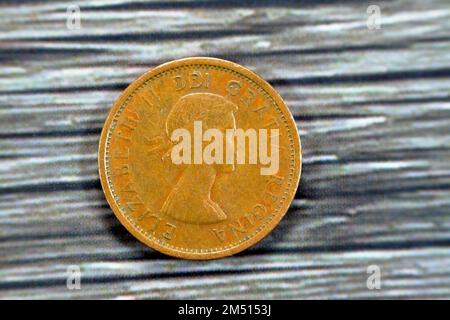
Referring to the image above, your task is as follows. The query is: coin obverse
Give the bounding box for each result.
[98,57,301,260]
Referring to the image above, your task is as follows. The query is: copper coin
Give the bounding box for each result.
[98,57,301,260]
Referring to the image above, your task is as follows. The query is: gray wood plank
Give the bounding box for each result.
[2,248,450,299]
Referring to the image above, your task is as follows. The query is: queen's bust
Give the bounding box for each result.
[161,93,238,225]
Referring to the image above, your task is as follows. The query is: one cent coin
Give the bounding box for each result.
[98,57,301,259]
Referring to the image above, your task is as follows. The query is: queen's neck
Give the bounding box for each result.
[177,165,216,198]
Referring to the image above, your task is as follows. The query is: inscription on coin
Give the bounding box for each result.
[98,57,301,259]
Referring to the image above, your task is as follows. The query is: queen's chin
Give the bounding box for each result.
[160,165,228,225]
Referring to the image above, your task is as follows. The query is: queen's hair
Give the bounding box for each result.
[165,93,238,136]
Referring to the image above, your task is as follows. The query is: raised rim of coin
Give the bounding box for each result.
[98,57,302,260]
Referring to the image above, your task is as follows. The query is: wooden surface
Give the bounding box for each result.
[1,0,450,299]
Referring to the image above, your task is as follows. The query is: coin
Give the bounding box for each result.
[98,57,301,260]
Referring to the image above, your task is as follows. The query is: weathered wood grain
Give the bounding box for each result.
[1,0,450,299]
[2,248,450,299]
